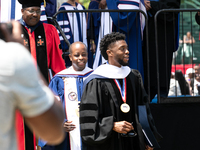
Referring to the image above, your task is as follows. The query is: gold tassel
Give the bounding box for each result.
[44,0,46,7]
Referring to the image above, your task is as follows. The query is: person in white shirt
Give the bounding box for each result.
[0,21,65,150]
[168,72,181,96]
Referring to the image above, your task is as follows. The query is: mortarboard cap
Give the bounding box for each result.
[18,0,44,8]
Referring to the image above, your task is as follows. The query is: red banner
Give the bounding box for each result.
[171,64,196,74]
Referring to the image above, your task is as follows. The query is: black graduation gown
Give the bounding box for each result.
[142,0,181,100]
[80,70,162,150]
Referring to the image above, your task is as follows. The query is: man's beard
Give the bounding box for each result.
[118,59,129,66]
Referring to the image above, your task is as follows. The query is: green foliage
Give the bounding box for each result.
[79,0,90,9]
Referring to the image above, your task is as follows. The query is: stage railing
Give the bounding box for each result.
[154,9,200,103]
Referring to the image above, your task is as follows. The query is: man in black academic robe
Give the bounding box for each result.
[80,32,162,150]
[142,0,181,101]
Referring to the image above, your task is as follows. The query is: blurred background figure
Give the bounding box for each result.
[40,0,57,24]
[168,72,181,96]
[181,31,196,64]
[87,0,101,68]
[195,11,200,25]
[175,70,190,95]
[190,65,200,95]
[57,0,81,8]
[194,64,200,76]
[56,0,87,67]
[193,73,200,96]
[185,68,195,94]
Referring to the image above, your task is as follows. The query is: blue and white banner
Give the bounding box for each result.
[1,0,21,22]
[93,8,112,69]
[64,77,82,150]
[58,3,87,48]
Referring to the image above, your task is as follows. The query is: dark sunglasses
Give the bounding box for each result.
[121,130,137,137]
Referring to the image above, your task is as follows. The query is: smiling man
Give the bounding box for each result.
[40,41,93,150]
[18,0,65,83]
[80,32,162,150]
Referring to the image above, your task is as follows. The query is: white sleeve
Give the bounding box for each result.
[10,43,54,117]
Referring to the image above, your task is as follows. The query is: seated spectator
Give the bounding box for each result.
[168,72,181,96]
[175,70,190,95]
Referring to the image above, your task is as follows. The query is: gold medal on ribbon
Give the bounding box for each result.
[120,103,130,113]
[114,78,130,113]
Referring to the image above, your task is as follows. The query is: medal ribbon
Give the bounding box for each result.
[114,78,127,103]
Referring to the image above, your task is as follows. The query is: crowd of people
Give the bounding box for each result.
[169,65,200,97]
[168,12,200,97]
[1,0,200,150]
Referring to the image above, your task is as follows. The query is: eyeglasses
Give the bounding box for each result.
[121,130,137,137]
[25,9,41,15]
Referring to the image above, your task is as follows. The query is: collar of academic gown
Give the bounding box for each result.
[20,18,43,33]
[93,63,131,79]
[83,63,131,88]
[56,66,93,77]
